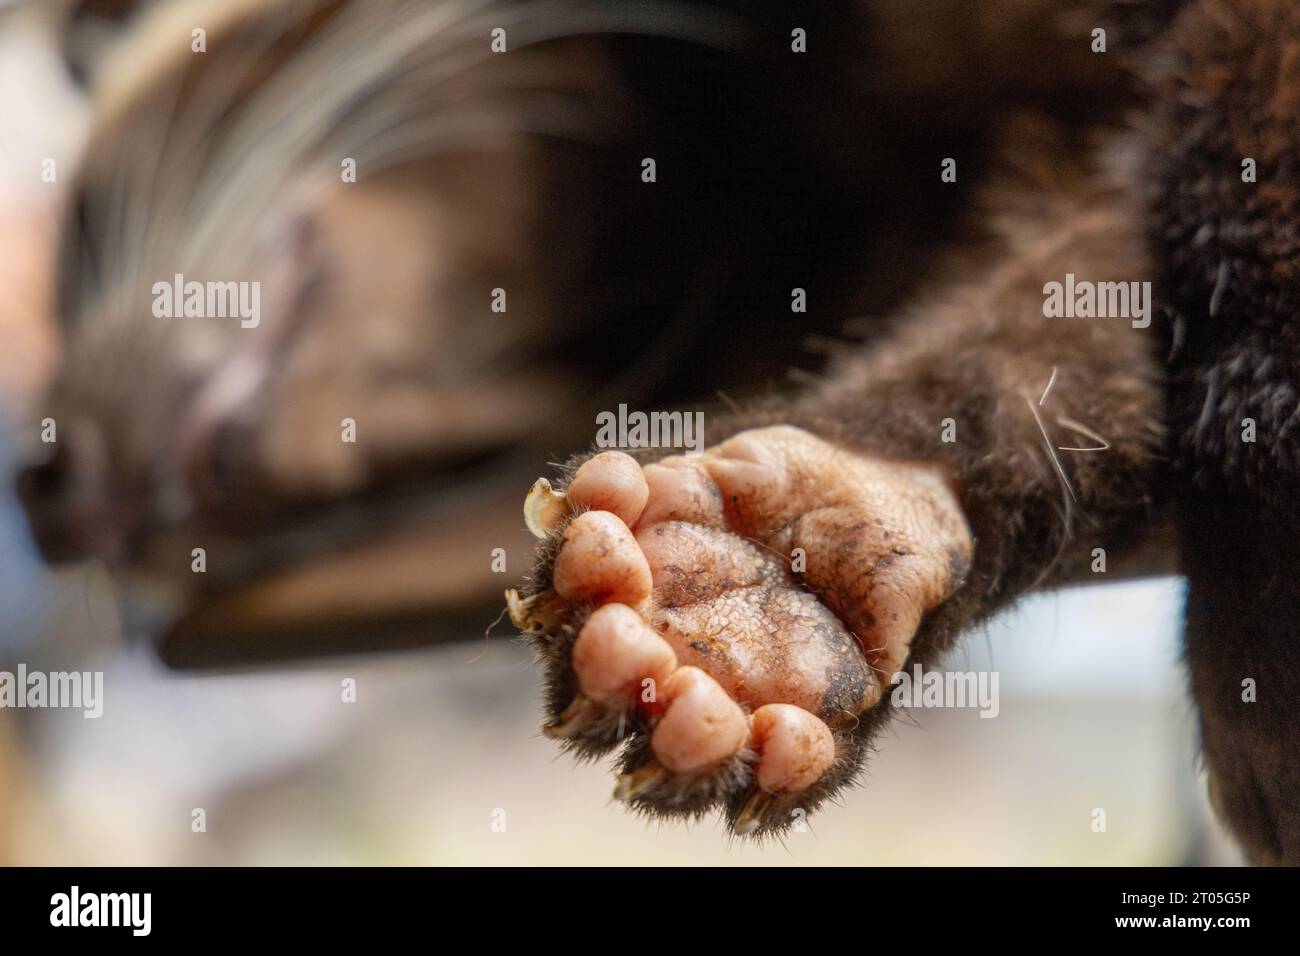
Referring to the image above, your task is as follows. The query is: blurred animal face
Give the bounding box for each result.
[16,0,704,657]
[15,0,903,660]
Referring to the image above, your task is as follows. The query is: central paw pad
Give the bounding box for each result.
[509,425,971,836]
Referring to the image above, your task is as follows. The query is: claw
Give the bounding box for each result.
[613,761,667,800]
[505,587,567,633]
[524,477,569,538]
[733,790,775,836]
[505,588,534,630]
[543,694,602,738]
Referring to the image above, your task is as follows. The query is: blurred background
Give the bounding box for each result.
[1,544,1242,865]
[0,0,1240,865]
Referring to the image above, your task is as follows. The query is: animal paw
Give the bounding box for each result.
[508,425,971,836]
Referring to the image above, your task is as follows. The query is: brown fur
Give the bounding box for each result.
[15,0,1299,856]
[525,114,1167,835]
[1145,0,1300,865]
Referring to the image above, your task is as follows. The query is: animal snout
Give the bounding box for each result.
[15,418,118,565]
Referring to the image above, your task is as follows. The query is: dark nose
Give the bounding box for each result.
[15,420,117,564]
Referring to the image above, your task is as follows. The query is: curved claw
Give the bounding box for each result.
[505,587,567,633]
[543,694,602,738]
[733,790,775,836]
[524,477,569,538]
[505,588,534,630]
[613,761,667,800]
